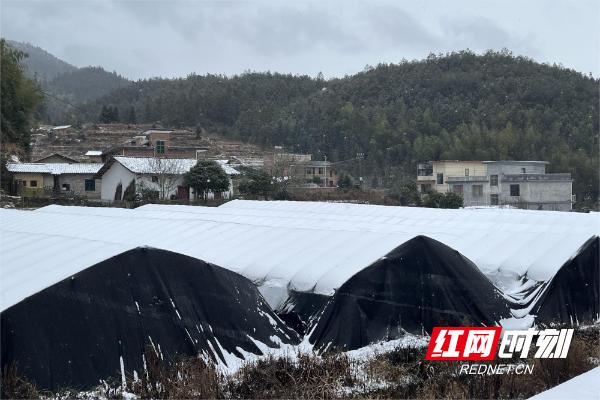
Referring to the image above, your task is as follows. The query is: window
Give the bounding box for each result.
[421,184,431,192]
[30,181,37,187]
[330,170,333,177]
[85,179,95,191]
[521,167,526,174]
[306,168,312,175]
[510,184,520,197]
[465,169,469,177]
[156,140,165,154]
[318,167,323,175]
[491,194,499,205]
[490,175,498,186]
[22,181,26,186]
[329,180,333,187]
[453,185,463,195]
[151,176,159,183]
[437,173,443,184]
[131,140,136,147]
[472,185,483,197]
[62,183,70,191]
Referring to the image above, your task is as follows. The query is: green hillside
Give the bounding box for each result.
[5,40,77,81]
[72,50,598,204]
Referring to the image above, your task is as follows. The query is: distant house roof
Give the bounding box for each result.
[95,156,240,178]
[483,161,550,165]
[85,151,102,156]
[33,153,79,163]
[53,125,72,130]
[140,130,173,135]
[6,163,103,175]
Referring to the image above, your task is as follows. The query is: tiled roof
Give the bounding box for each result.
[7,163,103,175]
[113,157,240,175]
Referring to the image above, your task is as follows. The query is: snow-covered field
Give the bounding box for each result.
[528,367,600,400]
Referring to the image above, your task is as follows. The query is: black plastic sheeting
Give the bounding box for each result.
[277,291,331,336]
[533,236,599,326]
[1,247,299,392]
[309,236,512,351]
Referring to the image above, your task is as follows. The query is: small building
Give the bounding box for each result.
[51,125,73,135]
[85,151,103,163]
[94,156,239,201]
[300,161,339,188]
[415,160,574,211]
[101,130,208,161]
[33,153,79,164]
[6,163,104,199]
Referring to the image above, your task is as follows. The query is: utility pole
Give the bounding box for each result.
[357,152,364,188]
[324,155,327,188]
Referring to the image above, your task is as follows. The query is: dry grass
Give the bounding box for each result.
[2,327,598,399]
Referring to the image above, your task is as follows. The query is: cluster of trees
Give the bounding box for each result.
[0,39,45,151]
[65,49,598,206]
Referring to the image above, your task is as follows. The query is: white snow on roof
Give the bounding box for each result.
[53,125,72,130]
[85,151,102,156]
[6,163,51,173]
[6,163,103,174]
[114,156,240,175]
[1,202,597,312]
[46,163,104,174]
[528,367,599,400]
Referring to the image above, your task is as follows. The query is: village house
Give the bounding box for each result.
[33,153,79,163]
[94,156,239,201]
[101,130,208,162]
[416,160,575,211]
[85,151,103,163]
[263,147,339,187]
[7,162,104,199]
[50,125,73,135]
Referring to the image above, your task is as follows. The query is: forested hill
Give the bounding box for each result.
[43,67,131,103]
[6,40,77,81]
[73,49,599,202]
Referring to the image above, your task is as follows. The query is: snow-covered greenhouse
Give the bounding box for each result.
[1,201,598,390]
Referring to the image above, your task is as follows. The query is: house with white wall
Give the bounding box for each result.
[94,156,239,201]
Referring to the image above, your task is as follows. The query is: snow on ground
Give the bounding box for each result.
[528,367,600,400]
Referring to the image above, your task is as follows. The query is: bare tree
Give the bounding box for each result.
[137,158,185,200]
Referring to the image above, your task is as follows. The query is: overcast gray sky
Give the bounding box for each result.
[1,0,598,80]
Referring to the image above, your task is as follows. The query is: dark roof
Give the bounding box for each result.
[32,153,79,163]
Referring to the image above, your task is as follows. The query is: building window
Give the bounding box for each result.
[131,140,136,147]
[330,170,333,177]
[151,176,159,183]
[472,185,483,197]
[453,185,463,195]
[62,183,70,191]
[490,175,498,186]
[437,173,443,184]
[465,169,469,176]
[30,180,37,187]
[510,184,520,196]
[521,167,526,174]
[306,168,312,175]
[22,181,26,186]
[491,194,499,205]
[421,184,431,193]
[156,140,165,154]
[318,167,323,175]
[329,180,333,187]
[85,179,95,191]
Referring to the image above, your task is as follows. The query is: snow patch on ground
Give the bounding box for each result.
[528,367,600,399]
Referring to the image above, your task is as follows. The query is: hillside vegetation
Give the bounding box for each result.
[68,49,598,204]
[5,40,77,81]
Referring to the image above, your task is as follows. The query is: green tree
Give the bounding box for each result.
[0,39,44,150]
[439,191,464,209]
[128,106,136,124]
[182,160,229,202]
[238,169,274,199]
[337,173,355,192]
